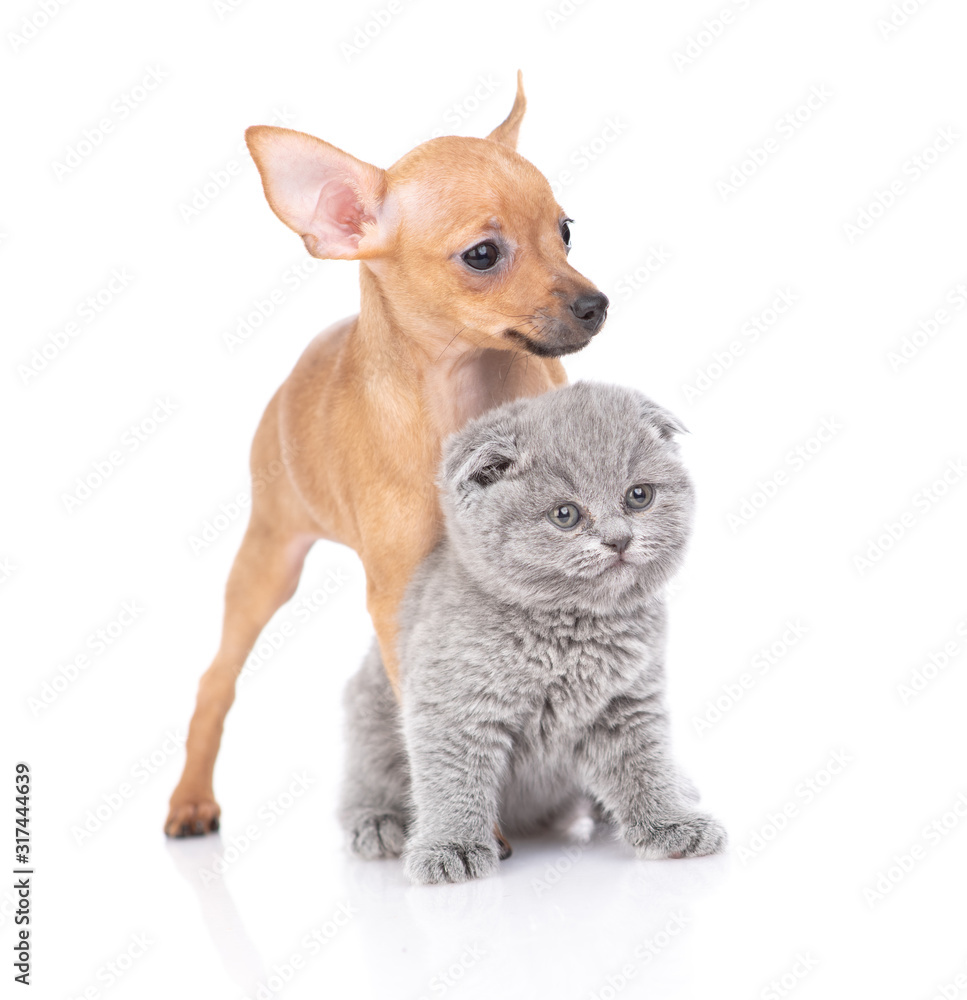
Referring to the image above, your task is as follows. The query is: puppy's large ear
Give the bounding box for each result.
[245,126,391,260]
[442,423,519,493]
[486,70,526,150]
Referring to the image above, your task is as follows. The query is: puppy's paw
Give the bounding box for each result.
[629,811,727,859]
[164,796,221,838]
[403,839,499,885]
[347,811,407,860]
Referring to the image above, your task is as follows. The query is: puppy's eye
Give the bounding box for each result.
[560,218,572,251]
[547,503,581,530]
[462,242,500,270]
[626,484,655,510]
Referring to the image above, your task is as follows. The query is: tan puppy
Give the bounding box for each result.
[165,73,609,837]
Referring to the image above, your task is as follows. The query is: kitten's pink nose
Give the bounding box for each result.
[602,535,631,555]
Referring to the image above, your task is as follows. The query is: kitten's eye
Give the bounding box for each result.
[547,503,581,530]
[462,242,500,270]
[560,218,572,251]
[626,484,655,510]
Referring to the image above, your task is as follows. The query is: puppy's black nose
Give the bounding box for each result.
[570,292,609,333]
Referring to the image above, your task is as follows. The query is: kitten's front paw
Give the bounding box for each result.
[629,811,727,859]
[347,811,406,860]
[403,840,499,885]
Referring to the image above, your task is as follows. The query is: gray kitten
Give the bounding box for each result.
[339,381,726,885]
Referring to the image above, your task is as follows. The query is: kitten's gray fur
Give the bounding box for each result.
[339,381,726,884]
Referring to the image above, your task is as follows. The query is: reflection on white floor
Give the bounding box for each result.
[164,816,728,1000]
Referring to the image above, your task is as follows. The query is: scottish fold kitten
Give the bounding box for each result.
[340,381,726,884]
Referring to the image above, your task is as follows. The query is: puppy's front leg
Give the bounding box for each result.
[400,697,510,885]
[581,686,727,859]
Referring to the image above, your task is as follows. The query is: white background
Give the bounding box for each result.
[4,0,967,997]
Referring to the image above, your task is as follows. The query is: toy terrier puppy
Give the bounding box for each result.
[166,72,609,838]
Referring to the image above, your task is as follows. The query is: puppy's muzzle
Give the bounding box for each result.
[504,290,610,358]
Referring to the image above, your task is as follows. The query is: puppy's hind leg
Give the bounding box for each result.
[339,644,410,859]
[166,395,318,837]
[166,519,314,836]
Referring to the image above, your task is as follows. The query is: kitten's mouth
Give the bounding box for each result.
[604,555,631,571]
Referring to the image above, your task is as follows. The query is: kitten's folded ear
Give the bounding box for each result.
[641,398,689,443]
[442,429,519,493]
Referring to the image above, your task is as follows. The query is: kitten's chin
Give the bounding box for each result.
[585,555,680,610]
[547,564,663,615]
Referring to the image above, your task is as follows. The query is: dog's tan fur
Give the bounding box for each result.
[165,74,607,837]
